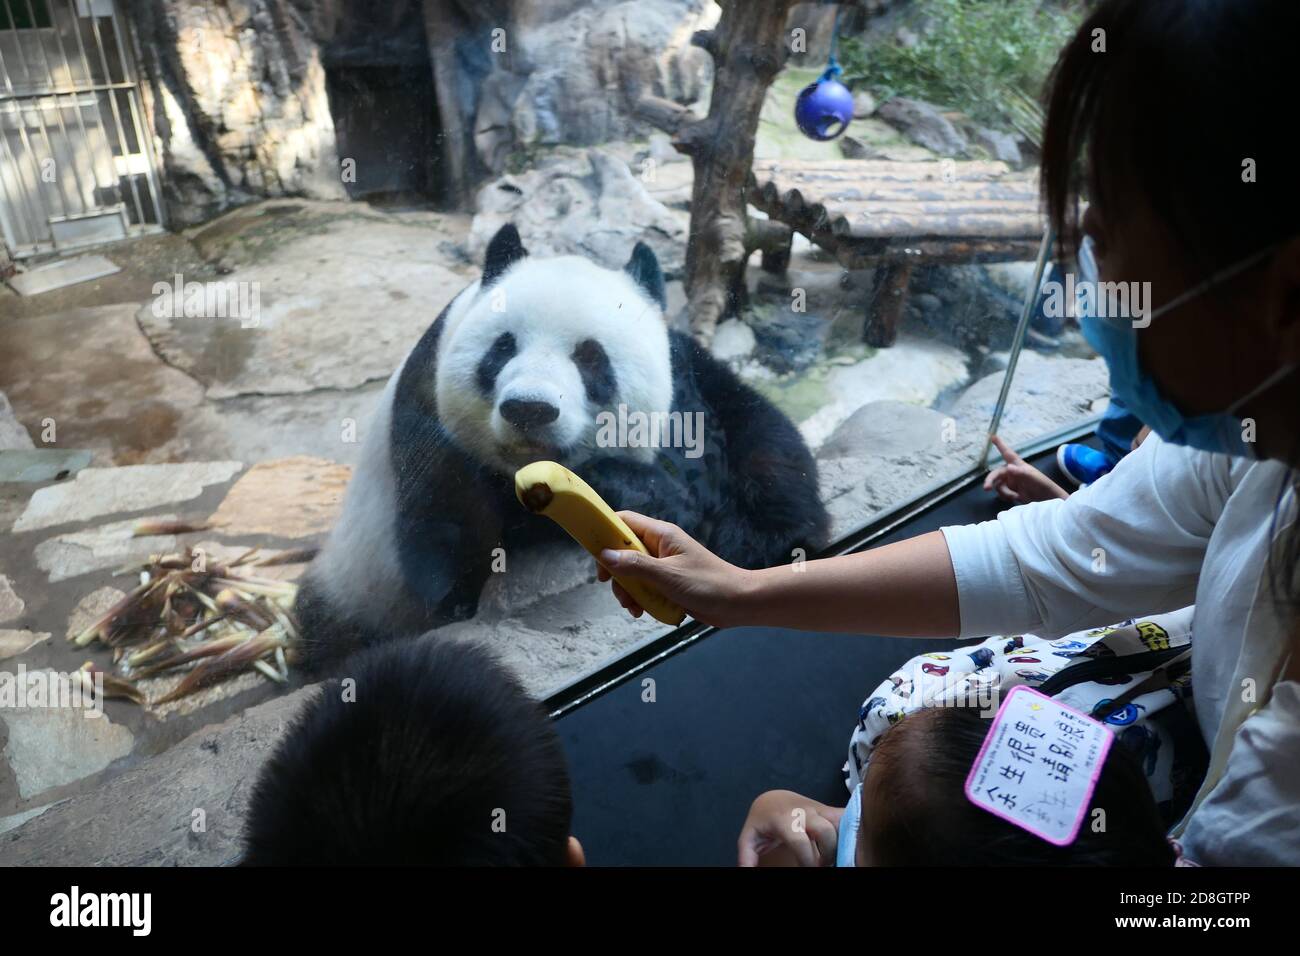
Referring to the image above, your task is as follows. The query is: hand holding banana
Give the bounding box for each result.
[593,509,751,628]
[514,461,688,625]
[515,460,963,638]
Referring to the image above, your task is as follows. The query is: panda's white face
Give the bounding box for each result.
[434,255,674,473]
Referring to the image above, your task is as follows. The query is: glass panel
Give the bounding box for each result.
[742,0,1096,540]
[0,0,1122,789]
[985,246,1108,471]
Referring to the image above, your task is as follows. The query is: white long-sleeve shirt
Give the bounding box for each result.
[941,433,1298,866]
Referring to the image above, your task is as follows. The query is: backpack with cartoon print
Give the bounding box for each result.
[845,607,1208,827]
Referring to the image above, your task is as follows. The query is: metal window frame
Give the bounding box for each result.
[0,0,164,259]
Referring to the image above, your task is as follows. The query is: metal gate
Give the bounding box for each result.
[0,0,163,259]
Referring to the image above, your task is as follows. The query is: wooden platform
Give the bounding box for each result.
[747,158,1046,345]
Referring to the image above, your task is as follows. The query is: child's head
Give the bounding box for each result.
[855,706,1174,866]
[242,637,581,866]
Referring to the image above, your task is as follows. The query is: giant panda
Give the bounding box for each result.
[294,224,829,670]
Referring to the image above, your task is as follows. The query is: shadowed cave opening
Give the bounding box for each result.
[322,0,444,207]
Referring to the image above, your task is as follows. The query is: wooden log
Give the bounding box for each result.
[746,218,794,274]
[753,158,1016,180]
[634,95,699,139]
[766,180,1038,203]
[835,211,1043,240]
[680,0,801,342]
[745,154,1045,342]
[865,261,915,348]
[834,238,1041,269]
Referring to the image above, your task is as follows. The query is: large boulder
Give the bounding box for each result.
[477,0,716,172]
[129,0,347,226]
[877,96,971,157]
[468,148,689,276]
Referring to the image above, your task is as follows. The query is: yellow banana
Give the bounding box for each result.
[514,461,686,626]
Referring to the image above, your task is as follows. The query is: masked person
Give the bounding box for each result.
[597,0,1300,866]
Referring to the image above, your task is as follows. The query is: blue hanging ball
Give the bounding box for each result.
[795,76,855,141]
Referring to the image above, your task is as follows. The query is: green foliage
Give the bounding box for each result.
[839,0,1087,143]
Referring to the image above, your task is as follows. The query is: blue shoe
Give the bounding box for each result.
[1056,443,1119,487]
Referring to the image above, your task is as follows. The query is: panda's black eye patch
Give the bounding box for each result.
[572,338,616,406]
[476,332,517,395]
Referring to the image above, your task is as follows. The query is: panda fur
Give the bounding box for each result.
[294,224,828,670]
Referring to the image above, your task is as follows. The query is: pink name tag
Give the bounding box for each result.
[964,685,1113,846]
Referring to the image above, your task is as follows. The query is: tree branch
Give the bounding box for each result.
[690,29,719,60]
[633,95,699,137]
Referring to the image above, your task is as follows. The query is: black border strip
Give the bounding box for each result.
[545,416,1101,718]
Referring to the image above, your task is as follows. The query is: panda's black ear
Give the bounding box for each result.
[483,224,528,286]
[624,241,666,311]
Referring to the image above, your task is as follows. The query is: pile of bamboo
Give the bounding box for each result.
[70,540,307,706]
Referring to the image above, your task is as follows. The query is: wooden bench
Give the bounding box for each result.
[747,158,1045,346]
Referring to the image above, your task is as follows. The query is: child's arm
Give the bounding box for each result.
[983,435,1070,503]
[597,511,960,636]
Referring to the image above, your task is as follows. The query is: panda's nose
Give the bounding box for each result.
[500,398,560,431]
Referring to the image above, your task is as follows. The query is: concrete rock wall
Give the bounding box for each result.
[129,0,347,226]
[124,0,715,220]
[452,0,717,177]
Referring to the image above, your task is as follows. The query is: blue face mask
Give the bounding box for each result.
[836,782,863,868]
[1075,235,1295,457]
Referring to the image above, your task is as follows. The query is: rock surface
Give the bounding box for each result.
[0,304,208,466]
[174,384,386,469]
[877,97,971,157]
[782,335,971,451]
[12,463,242,534]
[474,0,716,173]
[0,392,33,451]
[469,148,690,277]
[0,631,49,661]
[138,203,473,399]
[34,516,178,584]
[818,400,952,460]
[852,90,879,118]
[129,0,346,226]
[969,124,1022,167]
[710,319,758,362]
[0,676,136,801]
[816,355,1109,538]
[0,686,316,865]
[0,450,94,484]
[208,456,351,539]
[0,802,55,837]
[437,541,665,697]
[122,0,713,221]
[0,576,23,624]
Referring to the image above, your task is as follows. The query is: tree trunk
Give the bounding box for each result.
[676,1,799,343]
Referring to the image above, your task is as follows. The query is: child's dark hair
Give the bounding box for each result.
[862,706,1175,866]
[242,637,573,865]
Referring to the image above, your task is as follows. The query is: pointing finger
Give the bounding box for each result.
[990,434,1023,467]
